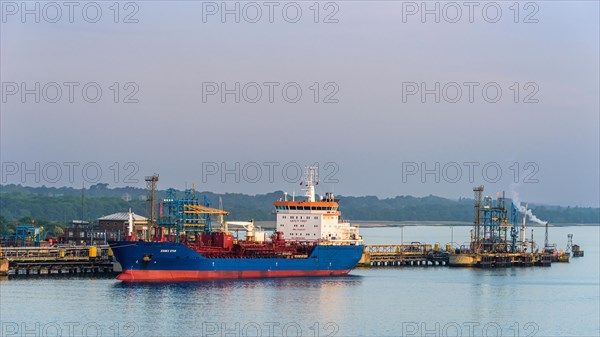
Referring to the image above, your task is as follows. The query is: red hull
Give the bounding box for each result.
[117,269,352,282]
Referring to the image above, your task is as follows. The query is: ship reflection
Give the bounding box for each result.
[113,274,363,290]
[113,275,363,325]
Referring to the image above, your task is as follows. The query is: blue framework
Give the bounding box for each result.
[158,188,213,239]
[477,192,522,253]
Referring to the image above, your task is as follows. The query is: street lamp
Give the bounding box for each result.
[400,225,404,244]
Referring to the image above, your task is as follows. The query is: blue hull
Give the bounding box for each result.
[109,241,364,281]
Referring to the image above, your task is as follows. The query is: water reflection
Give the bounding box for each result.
[105,275,365,336]
[112,274,363,291]
[1,226,597,337]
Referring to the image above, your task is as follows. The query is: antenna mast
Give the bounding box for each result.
[303,166,318,202]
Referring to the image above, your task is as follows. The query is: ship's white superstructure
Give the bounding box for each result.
[274,167,361,244]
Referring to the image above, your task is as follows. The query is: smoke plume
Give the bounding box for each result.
[510,189,548,225]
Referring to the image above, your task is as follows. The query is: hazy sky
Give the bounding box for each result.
[1,1,599,207]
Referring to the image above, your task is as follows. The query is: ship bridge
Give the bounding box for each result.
[274,167,361,244]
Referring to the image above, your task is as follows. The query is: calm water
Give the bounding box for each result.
[1,226,598,337]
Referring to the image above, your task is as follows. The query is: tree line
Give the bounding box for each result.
[0,184,597,236]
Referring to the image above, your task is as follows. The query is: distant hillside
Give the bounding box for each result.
[0,184,598,227]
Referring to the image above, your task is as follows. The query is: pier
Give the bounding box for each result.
[448,251,553,267]
[0,245,116,276]
[357,244,559,268]
[358,243,449,267]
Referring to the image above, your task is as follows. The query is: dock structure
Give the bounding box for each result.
[358,243,449,267]
[360,186,569,269]
[0,259,7,275]
[357,244,555,268]
[568,234,585,257]
[0,245,115,275]
[447,186,560,268]
[448,251,552,267]
[572,245,584,257]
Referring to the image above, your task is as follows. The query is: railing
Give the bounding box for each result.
[358,244,449,267]
[365,243,433,254]
[1,245,111,260]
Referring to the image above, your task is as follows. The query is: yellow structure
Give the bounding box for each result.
[88,246,97,258]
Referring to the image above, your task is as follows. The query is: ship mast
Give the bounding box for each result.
[128,208,134,239]
[303,166,318,202]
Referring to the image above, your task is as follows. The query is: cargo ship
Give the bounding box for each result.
[109,167,363,282]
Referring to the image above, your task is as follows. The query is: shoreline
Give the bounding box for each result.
[254,221,600,229]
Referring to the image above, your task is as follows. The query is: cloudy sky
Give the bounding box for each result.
[1,1,598,207]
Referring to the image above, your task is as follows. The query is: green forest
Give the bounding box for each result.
[1,183,598,236]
